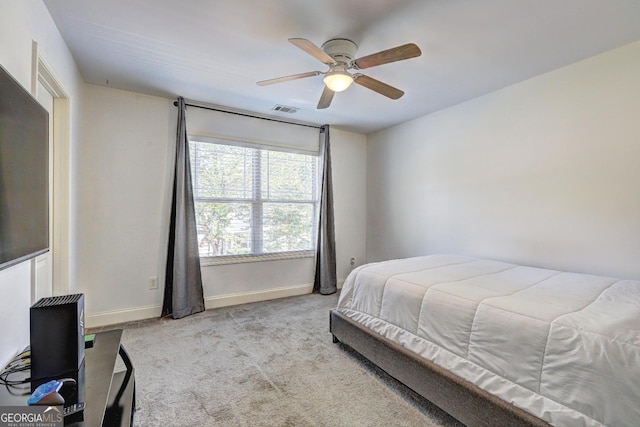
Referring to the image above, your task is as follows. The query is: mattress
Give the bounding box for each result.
[336,255,640,427]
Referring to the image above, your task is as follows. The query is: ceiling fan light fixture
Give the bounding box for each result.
[323,66,353,92]
[258,38,420,109]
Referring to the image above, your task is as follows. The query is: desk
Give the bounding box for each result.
[0,330,135,426]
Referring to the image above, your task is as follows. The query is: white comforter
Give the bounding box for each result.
[336,255,640,427]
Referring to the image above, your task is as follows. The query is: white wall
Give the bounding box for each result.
[0,0,84,367]
[367,40,640,279]
[80,85,367,326]
[332,128,367,275]
[77,85,173,318]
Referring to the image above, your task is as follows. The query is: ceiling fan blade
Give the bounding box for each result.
[317,86,335,109]
[353,74,404,99]
[289,38,336,65]
[257,71,322,86]
[353,43,421,70]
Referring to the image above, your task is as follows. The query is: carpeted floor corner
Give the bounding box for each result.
[94,293,464,426]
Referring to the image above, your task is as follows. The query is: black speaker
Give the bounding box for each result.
[30,294,85,381]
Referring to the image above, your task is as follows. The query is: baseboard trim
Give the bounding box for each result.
[205,283,313,309]
[86,281,346,328]
[86,304,161,328]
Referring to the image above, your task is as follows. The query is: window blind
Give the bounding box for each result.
[190,137,318,258]
[187,106,321,153]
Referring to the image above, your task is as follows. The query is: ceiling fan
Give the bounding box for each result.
[257,38,422,109]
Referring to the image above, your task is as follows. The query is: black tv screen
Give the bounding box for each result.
[0,65,49,271]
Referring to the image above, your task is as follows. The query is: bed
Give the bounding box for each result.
[330,254,640,427]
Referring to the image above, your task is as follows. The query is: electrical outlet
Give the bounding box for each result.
[149,276,158,290]
[350,257,356,267]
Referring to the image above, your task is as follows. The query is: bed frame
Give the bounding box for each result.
[330,310,550,427]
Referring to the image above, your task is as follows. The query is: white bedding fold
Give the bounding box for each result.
[337,255,640,427]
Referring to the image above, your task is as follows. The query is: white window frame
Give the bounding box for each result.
[190,135,319,266]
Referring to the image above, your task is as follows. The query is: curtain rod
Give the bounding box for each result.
[173,99,322,130]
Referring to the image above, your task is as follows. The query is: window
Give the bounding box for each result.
[190,138,318,261]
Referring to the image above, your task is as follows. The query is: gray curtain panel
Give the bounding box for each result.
[162,97,205,319]
[313,125,337,295]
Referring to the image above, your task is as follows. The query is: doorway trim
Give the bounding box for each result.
[31,41,71,297]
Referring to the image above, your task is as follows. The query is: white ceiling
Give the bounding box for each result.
[43,0,640,134]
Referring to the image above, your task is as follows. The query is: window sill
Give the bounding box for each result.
[200,250,315,266]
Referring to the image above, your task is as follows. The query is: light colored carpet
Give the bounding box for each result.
[94,293,464,426]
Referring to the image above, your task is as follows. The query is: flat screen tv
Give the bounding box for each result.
[0,65,49,271]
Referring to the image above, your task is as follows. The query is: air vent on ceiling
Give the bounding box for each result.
[272,104,299,114]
